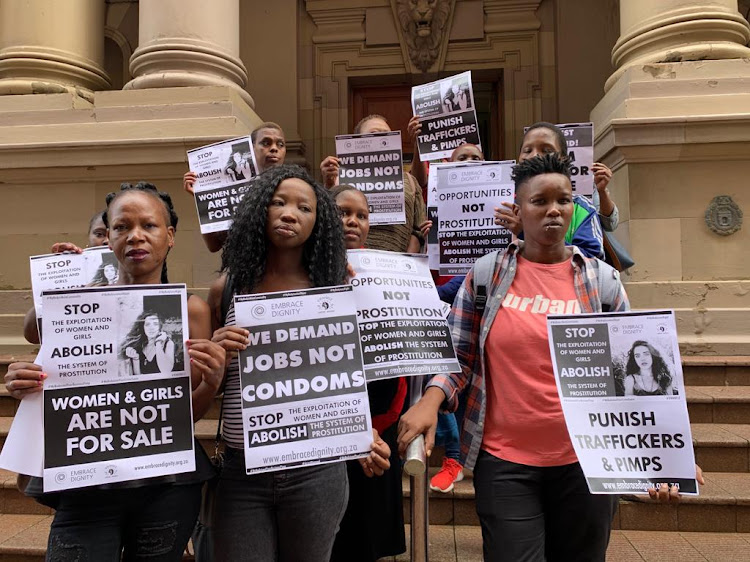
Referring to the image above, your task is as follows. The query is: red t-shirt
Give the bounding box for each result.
[482,256,580,467]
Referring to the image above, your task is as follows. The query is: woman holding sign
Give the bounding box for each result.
[6,182,226,561]
[207,165,391,562]
[494,122,619,258]
[328,184,407,561]
[398,154,697,561]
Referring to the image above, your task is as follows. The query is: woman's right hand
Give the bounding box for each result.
[50,242,84,254]
[211,326,250,356]
[494,203,522,236]
[319,156,340,189]
[5,362,45,399]
[184,171,197,195]
[397,387,444,457]
[124,347,138,360]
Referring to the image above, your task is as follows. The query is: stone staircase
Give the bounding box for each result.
[2,289,750,560]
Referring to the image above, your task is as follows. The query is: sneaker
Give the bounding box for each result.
[430,458,464,493]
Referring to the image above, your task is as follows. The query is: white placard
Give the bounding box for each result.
[412,71,481,161]
[547,310,698,495]
[335,131,406,226]
[234,286,373,474]
[40,284,195,491]
[347,249,460,380]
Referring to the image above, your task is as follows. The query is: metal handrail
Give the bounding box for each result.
[405,376,429,562]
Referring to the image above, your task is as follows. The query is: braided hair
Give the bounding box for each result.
[221,164,347,293]
[103,182,178,283]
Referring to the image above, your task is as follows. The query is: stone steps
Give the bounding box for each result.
[1,513,750,562]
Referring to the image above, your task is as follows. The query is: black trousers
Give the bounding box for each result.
[473,451,618,562]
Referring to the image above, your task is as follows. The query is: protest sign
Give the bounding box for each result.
[426,163,440,270]
[40,284,195,491]
[187,136,258,233]
[547,310,698,495]
[335,131,405,225]
[348,250,460,381]
[559,122,594,196]
[435,161,515,275]
[412,71,481,161]
[234,286,372,474]
[30,247,117,317]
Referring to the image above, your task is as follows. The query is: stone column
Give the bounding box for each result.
[0,0,110,100]
[606,0,750,91]
[591,1,750,355]
[124,0,253,107]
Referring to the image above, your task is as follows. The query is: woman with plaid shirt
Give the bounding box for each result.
[398,153,693,561]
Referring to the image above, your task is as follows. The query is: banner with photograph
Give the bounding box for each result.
[335,131,405,225]
[347,250,460,381]
[40,284,195,491]
[412,71,481,161]
[30,246,118,317]
[547,310,698,495]
[559,122,594,196]
[187,136,258,233]
[234,286,373,474]
[435,161,515,275]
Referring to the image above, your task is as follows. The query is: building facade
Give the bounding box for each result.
[0,0,748,354]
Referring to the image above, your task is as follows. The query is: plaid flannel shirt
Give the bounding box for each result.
[426,240,630,470]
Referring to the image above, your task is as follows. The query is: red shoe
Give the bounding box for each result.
[430,458,464,493]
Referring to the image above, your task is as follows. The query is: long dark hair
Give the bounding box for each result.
[103,182,178,283]
[221,164,347,293]
[626,340,672,393]
[120,311,164,359]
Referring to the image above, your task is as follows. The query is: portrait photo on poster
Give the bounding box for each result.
[223,140,254,183]
[88,251,119,286]
[441,76,472,112]
[117,294,184,376]
[611,336,681,397]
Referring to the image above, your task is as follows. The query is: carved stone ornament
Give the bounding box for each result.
[705,195,743,236]
[395,0,453,73]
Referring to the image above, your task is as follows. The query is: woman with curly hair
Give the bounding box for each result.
[207,164,391,562]
[624,340,675,396]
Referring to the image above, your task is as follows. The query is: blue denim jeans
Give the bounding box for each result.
[47,482,202,561]
[213,447,349,562]
[435,412,461,461]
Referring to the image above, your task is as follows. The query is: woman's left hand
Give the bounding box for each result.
[155,331,168,346]
[359,429,391,477]
[187,339,226,393]
[647,464,704,502]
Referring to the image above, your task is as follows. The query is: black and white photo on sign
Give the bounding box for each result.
[440,75,472,113]
[88,250,119,286]
[117,293,184,376]
[223,140,254,182]
[610,335,681,397]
